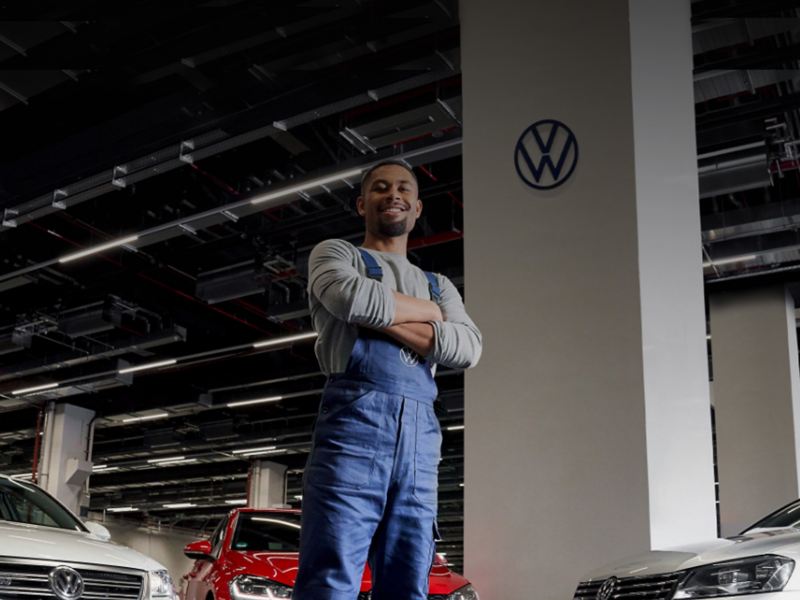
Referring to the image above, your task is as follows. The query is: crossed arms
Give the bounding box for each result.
[381,293,443,356]
[308,240,482,368]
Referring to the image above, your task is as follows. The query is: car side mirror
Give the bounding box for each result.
[184,540,214,561]
[84,521,112,542]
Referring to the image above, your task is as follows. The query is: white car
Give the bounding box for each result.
[574,501,800,600]
[0,474,177,599]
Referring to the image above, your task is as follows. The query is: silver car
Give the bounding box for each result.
[574,501,800,600]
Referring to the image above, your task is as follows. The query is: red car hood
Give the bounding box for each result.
[224,551,470,595]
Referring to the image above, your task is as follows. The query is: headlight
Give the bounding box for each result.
[674,555,794,598]
[148,570,177,599]
[230,575,293,599]
[446,584,480,600]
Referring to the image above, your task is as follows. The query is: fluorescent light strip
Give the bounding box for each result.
[446,425,465,431]
[93,466,119,473]
[157,458,197,466]
[703,254,757,268]
[121,412,170,423]
[250,168,363,206]
[227,395,283,408]
[58,235,139,264]
[12,382,59,395]
[147,455,185,464]
[240,448,286,457]
[225,499,247,505]
[107,506,138,513]
[252,331,318,349]
[118,359,177,375]
[163,502,195,509]
[232,446,277,455]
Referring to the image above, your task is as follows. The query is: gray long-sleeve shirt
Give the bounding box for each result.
[308,239,483,375]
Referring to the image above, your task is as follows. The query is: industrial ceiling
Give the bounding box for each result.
[2,0,800,573]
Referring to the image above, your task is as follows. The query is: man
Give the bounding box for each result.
[294,160,482,600]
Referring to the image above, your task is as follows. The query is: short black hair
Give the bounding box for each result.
[360,159,418,195]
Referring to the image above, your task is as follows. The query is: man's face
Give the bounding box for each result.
[357,164,422,238]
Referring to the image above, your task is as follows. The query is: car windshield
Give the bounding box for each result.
[0,477,86,532]
[231,512,302,552]
[745,500,800,532]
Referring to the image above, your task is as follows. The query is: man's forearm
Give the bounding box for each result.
[381,322,436,357]
[391,291,442,325]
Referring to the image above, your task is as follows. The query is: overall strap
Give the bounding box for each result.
[358,248,383,281]
[424,271,441,302]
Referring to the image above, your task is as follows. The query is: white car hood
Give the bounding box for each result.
[0,521,164,572]
[584,529,800,581]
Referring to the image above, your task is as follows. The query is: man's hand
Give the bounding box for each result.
[391,291,442,325]
[380,322,436,357]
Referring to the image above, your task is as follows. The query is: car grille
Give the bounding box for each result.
[0,559,145,599]
[573,571,683,600]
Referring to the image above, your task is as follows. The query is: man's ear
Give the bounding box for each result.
[356,196,365,216]
[415,198,423,219]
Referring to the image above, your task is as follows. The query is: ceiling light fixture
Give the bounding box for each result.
[92,466,120,473]
[163,502,195,509]
[118,359,177,375]
[58,235,139,264]
[446,425,465,431]
[12,382,59,395]
[240,448,287,457]
[121,412,170,423]
[107,506,138,513]
[227,395,283,408]
[250,168,363,206]
[232,446,277,455]
[225,499,247,505]
[702,254,757,268]
[147,455,186,464]
[252,331,318,349]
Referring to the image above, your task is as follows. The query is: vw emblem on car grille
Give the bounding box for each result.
[0,575,11,586]
[399,346,420,367]
[597,576,617,600]
[49,566,84,600]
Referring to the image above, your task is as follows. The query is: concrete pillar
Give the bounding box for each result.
[460,1,716,598]
[38,402,95,516]
[247,460,287,508]
[710,286,800,536]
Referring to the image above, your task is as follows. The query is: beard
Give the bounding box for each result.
[377,219,409,237]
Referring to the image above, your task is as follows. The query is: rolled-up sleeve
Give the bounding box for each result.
[308,240,395,328]
[429,275,483,369]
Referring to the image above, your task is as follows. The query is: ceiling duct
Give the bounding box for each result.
[341,96,462,153]
[698,141,769,198]
[693,18,800,55]
[694,69,800,103]
[196,261,270,305]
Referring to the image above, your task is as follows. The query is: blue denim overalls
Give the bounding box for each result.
[294,248,442,600]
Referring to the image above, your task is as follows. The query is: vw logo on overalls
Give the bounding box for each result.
[514,119,579,190]
[49,566,84,600]
[399,346,420,367]
[596,576,617,600]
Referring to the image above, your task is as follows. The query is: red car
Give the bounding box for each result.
[180,508,478,600]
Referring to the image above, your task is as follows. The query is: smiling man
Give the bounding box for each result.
[293,160,483,600]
